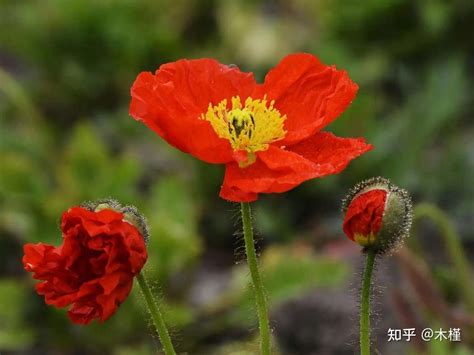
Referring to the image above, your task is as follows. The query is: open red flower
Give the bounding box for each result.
[22,206,147,325]
[130,53,373,202]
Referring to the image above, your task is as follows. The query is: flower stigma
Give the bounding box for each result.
[201,96,286,167]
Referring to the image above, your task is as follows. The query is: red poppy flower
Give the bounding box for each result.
[22,206,147,325]
[130,53,373,202]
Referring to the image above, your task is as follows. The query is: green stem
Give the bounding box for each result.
[360,249,376,355]
[412,203,474,312]
[136,272,177,355]
[241,202,271,355]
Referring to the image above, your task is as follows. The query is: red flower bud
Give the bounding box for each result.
[22,201,148,325]
[343,189,387,245]
[342,177,412,253]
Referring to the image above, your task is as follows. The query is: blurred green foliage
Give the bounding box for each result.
[0,280,34,349]
[1,0,473,353]
[234,246,348,325]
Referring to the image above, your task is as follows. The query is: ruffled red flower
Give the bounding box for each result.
[130,53,373,202]
[343,189,388,245]
[22,207,147,325]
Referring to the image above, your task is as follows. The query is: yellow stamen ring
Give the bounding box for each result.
[201,96,286,167]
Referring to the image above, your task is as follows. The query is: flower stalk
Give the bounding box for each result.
[360,249,376,355]
[241,202,271,355]
[136,272,177,355]
[342,178,413,354]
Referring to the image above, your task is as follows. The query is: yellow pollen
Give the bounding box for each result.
[201,96,286,166]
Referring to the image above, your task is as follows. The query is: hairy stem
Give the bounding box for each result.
[241,202,271,355]
[360,249,376,355]
[136,272,177,355]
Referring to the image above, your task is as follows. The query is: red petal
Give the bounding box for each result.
[22,243,63,278]
[343,189,387,241]
[68,302,98,325]
[97,278,133,322]
[99,273,121,295]
[130,59,257,163]
[61,207,124,237]
[219,183,258,202]
[287,132,373,173]
[220,132,372,202]
[257,53,358,145]
[219,146,320,202]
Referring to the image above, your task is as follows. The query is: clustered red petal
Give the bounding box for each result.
[22,207,147,325]
[342,189,388,241]
[130,53,373,202]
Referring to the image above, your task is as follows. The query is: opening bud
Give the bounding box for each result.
[81,198,149,243]
[342,177,412,254]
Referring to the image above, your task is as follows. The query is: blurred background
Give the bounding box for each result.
[1,0,473,354]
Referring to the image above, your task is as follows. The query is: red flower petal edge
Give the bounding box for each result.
[220,132,372,202]
[22,207,148,325]
[342,189,388,242]
[130,53,373,202]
